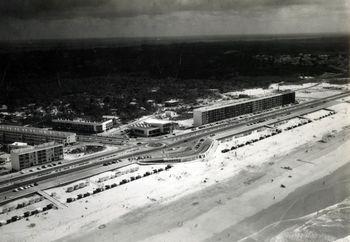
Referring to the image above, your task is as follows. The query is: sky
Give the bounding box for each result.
[0,0,349,40]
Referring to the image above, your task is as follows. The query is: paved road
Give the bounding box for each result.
[0,160,134,205]
[0,91,349,205]
[214,100,340,140]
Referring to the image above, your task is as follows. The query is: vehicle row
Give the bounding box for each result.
[12,182,38,192]
[221,129,282,153]
[21,161,63,174]
[102,159,122,166]
[65,165,172,204]
[0,203,55,227]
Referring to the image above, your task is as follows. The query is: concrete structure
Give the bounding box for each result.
[129,119,175,137]
[129,123,161,137]
[145,119,175,134]
[0,125,76,146]
[52,119,113,133]
[165,99,180,107]
[11,142,64,171]
[102,115,120,125]
[165,111,178,118]
[0,153,10,164]
[7,142,29,152]
[193,91,296,126]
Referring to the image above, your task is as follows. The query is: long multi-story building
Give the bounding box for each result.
[11,142,64,171]
[193,91,295,126]
[0,125,76,146]
[52,119,113,133]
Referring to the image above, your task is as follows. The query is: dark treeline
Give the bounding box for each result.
[0,35,348,119]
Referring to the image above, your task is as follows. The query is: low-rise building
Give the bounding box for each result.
[52,119,113,133]
[11,142,64,171]
[165,111,178,118]
[0,125,76,146]
[129,123,161,137]
[102,115,120,125]
[129,119,175,137]
[165,99,180,107]
[145,119,175,134]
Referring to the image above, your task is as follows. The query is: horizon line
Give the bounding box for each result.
[1,31,349,44]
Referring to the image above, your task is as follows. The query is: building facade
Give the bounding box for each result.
[7,142,30,152]
[129,119,175,137]
[52,119,113,133]
[11,142,64,171]
[145,119,175,134]
[164,99,180,107]
[0,125,76,146]
[0,153,10,164]
[102,115,120,125]
[193,91,295,126]
[129,123,162,137]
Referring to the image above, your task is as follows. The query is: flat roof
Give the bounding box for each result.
[131,126,160,131]
[52,119,112,126]
[194,91,295,113]
[165,99,179,103]
[9,142,28,146]
[145,118,173,125]
[130,122,161,131]
[11,142,62,154]
[0,125,76,138]
[102,115,119,119]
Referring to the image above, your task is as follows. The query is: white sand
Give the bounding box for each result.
[1,100,350,242]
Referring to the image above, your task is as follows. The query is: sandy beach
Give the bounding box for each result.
[61,120,350,241]
[1,100,350,242]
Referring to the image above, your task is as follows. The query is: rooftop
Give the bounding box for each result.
[194,91,294,112]
[52,119,112,126]
[9,142,28,146]
[130,122,160,131]
[102,115,120,119]
[165,99,179,103]
[0,125,76,138]
[11,142,62,154]
[145,118,173,125]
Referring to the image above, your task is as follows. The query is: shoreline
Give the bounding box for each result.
[1,100,349,242]
[62,125,350,242]
[210,158,350,241]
